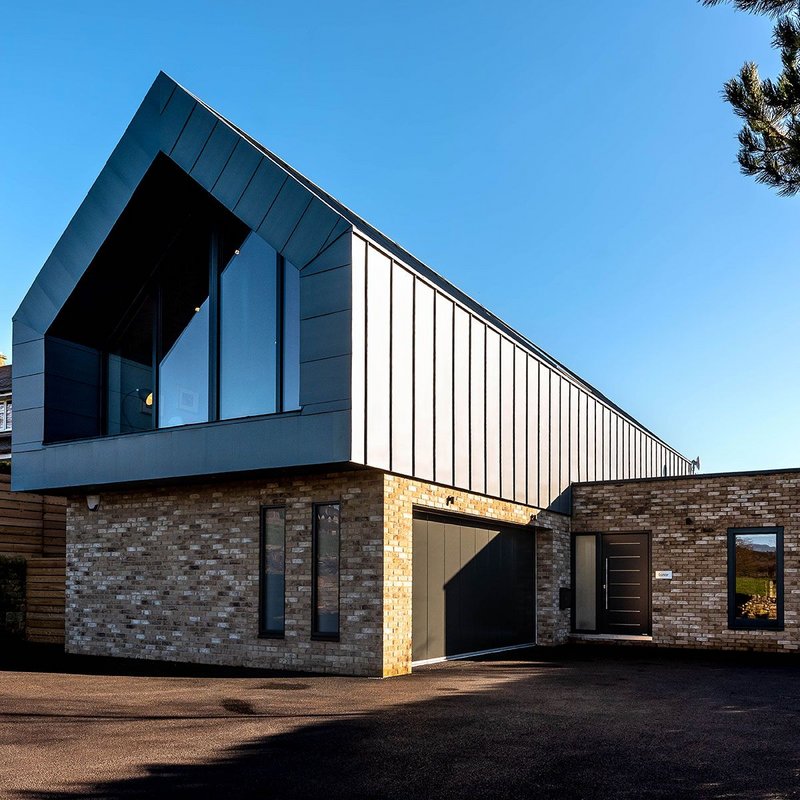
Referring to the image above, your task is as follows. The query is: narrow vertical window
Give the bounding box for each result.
[312,502,340,639]
[282,259,301,411]
[158,229,210,428]
[260,506,286,636]
[220,233,279,419]
[728,527,783,630]
[106,296,156,435]
[573,534,597,632]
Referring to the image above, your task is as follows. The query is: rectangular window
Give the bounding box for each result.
[260,506,286,636]
[106,296,156,435]
[158,228,211,428]
[220,234,279,420]
[728,527,783,630]
[0,400,8,431]
[312,502,340,639]
[574,534,597,631]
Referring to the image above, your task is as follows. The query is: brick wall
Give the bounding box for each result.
[66,468,571,677]
[382,475,571,676]
[67,470,386,676]
[573,470,800,652]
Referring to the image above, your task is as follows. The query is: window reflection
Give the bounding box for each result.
[283,260,300,411]
[157,227,211,428]
[107,296,155,435]
[313,503,340,637]
[102,218,301,433]
[733,533,779,622]
[261,507,286,635]
[220,234,278,419]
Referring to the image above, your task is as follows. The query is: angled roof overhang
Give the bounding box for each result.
[13,72,351,342]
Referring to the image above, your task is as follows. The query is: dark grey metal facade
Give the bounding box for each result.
[351,234,690,512]
[12,74,353,492]
[12,73,690,501]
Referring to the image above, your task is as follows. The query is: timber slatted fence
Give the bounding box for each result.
[0,474,65,556]
[25,558,66,643]
[0,474,66,643]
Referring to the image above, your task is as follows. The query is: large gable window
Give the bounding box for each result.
[45,156,300,443]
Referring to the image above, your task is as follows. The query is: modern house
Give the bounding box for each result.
[0,358,11,460]
[12,74,796,676]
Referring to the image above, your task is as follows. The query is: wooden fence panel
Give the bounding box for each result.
[25,558,65,644]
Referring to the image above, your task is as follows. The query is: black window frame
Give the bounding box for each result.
[311,501,341,642]
[727,526,784,631]
[259,504,286,638]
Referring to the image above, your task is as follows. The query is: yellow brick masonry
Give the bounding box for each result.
[572,470,800,653]
[67,470,387,676]
[66,468,571,678]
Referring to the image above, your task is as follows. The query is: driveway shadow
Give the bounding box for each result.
[11,652,800,800]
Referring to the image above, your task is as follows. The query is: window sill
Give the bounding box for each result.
[728,624,784,632]
[311,634,340,643]
[258,632,285,640]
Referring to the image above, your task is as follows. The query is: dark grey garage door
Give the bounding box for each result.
[412,513,536,664]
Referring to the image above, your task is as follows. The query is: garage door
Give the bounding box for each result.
[412,512,536,664]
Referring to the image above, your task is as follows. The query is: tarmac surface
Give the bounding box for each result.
[1,644,799,799]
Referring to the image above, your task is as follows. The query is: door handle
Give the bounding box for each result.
[605,559,609,610]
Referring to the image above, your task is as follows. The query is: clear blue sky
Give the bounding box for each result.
[0,1,795,474]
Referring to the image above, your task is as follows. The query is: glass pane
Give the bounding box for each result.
[158,240,210,428]
[6,402,10,430]
[282,260,300,411]
[262,508,285,634]
[0,402,5,431]
[106,297,155,435]
[314,503,340,636]
[575,535,597,630]
[734,533,778,622]
[220,233,278,419]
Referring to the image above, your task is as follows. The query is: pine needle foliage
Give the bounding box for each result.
[702,0,797,17]
[703,0,800,194]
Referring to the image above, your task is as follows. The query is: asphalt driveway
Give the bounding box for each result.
[1,645,798,799]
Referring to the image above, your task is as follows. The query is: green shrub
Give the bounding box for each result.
[0,555,26,638]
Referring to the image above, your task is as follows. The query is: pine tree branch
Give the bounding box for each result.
[701,0,798,17]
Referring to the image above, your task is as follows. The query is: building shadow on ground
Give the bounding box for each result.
[9,650,800,800]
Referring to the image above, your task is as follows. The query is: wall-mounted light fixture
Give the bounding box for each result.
[86,494,100,512]
[445,496,455,506]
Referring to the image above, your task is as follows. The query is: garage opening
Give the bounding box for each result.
[412,511,536,666]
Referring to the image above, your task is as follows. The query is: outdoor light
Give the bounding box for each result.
[86,494,100,512]
[144,392,153,408]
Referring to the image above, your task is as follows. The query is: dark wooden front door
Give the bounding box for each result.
[599,533,650,635]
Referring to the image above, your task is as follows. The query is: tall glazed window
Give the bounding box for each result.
[573,534,597,631]
[220,234,279,419]
[728,527,783,630]
[158,228,210,428]
[260,506,286,636]
[107,296,156,435]
[312,502,340,639]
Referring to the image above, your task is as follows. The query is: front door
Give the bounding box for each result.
[599,533,650,635]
